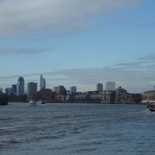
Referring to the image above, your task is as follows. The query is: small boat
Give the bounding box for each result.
[37,100,46,104]
[147,102,155,111]
[29,100,37,106]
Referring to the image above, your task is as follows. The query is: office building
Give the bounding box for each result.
[96,83,103,92]
[12,84,17,94]
[106,81,116,91]
[70,86,77,94]
[40,75,46,90]
[17,77,25,96]
[27,82,37,95]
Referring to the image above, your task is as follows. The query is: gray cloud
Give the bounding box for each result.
[0,47,52,55]
[0,0,139,36]
[114,53,155,71]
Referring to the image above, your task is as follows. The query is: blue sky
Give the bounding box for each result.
[0,0,155,93]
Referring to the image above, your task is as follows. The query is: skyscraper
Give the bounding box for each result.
[70,86,77,94]
[40,75,46,90]
[12,84,17,94]
[106,81,116,91]
[17,77,25,96]
[27,82,37,95]
[96,83,103,92]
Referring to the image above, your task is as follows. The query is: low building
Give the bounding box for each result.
[90,93,102,103]
[75,93,87,102]
[142,90,155,103]
[101,90,116,104]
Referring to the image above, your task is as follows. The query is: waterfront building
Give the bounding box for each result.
[101,90,116,104]
[27,88,55,102]
[115,86,127,103]
[106,81,116,91]
[27,82,37,95]
[142,90,155,103]
[17,77,25,96]
[40,75,46,90]
[75,93,87,102]
[70,86,77,94]
[90,93,102,103]
[12,84,17,94]
[0,88,2,93]
[96,83,103,92]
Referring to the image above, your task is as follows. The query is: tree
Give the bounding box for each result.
[0,93,9,105]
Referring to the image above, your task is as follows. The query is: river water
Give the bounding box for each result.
[0,103,155,155]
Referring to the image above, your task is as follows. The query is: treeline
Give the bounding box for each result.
[0,92,9,105]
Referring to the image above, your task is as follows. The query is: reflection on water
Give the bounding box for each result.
[0,103,155,155]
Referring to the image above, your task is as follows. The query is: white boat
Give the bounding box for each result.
[29,100,37,106]
[37,100,46,104]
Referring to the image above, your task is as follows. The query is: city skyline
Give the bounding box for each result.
[2,75,155,95]
[0,0,155,93]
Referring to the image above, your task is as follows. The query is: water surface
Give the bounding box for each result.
[0,103,154,155]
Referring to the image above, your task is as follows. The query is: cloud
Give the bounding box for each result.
[2,53,155,93]
[0,0,139,36]
[0,47,52,56]
[113,53,155,72]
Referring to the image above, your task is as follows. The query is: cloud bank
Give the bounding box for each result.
[0,0,138,36]
[1,53,155,93]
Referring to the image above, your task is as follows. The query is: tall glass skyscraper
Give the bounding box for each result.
[40,75,46,90]
[17,77,25,96]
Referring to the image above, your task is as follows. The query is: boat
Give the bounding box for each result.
[37,100,46,104]
[29,100,37,106]
[147,102,155,111]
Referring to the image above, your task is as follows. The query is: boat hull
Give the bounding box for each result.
[29,100,37,106]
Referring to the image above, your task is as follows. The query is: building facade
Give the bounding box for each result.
[17,77,25,96]
[101,90,116,104]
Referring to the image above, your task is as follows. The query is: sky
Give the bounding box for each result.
[0,0,155,93]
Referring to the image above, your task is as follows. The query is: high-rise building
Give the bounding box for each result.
[96,83,103,92]
[12,84,17,94]
[40,75,46,90]
[27,82,37,95]
[17,77,25,96]
[106,81,116,91]
[70,86,77,94]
